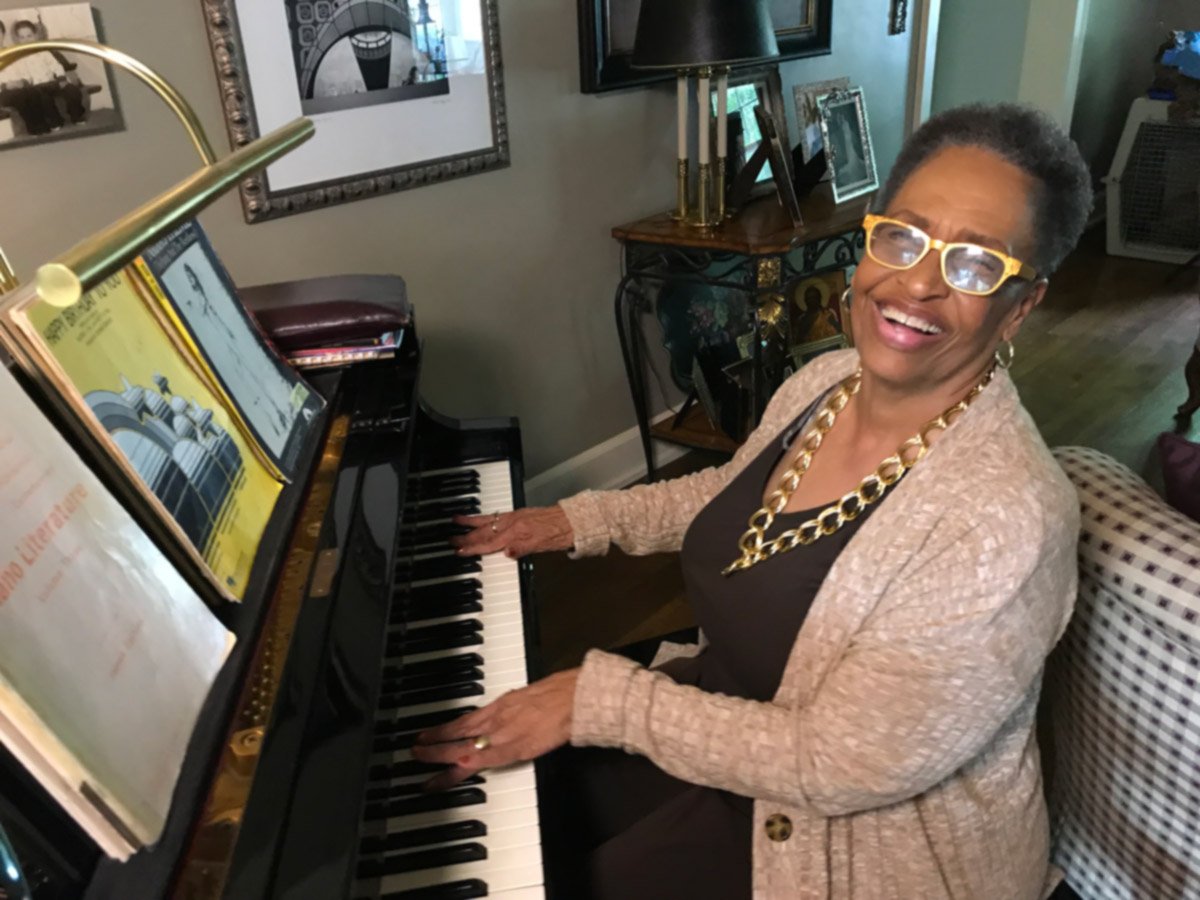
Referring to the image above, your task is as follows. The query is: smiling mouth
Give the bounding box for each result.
[878,304,944,336]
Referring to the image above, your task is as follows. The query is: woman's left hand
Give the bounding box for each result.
[411,668,580,791]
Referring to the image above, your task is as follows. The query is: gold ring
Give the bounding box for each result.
[472,734,491,751]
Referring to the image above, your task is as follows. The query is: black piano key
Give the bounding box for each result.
[378,682,484,712]
[397,556,482,581]
[389,632,482,659]
[410,475,480,496]
[401,521,474,541]
[400,599,483,625]
[381,653,484,683]
[381,667,484,695]
[396,558,481,582]
[365,774,484,802]
[376,705,479,736]
[388,623,484,656]
[390,597,483,627]
[401,499,480,522]
[357,842,488,879]
[359,820,487,857]
[363,787,486,822]
[375,878,489,900]
[403,620,485,642]
[367,759,449,781]
[404,579,483,602]
[408,470,480,490]
[398,520,474,544]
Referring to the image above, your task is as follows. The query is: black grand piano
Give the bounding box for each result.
[0,275,556,900]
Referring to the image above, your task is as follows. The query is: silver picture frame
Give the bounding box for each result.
[816,87,878,204]
[199,0,510,224]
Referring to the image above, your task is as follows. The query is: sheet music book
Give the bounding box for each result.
[0,363,233,859]
[136,221,325,481]
[0,270,283,602]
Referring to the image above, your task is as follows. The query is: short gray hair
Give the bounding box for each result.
[873,103,1093,277]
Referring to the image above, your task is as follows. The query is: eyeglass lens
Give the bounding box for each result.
[870,221,1007,293]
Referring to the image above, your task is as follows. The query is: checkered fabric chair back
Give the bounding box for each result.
[1046,447,1200,899]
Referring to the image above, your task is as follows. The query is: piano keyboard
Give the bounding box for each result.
[355,461,545,900]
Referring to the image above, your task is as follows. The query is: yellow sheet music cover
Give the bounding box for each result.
[8,271,282,600]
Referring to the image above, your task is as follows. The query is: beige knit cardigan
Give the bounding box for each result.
[559,349,1079,900]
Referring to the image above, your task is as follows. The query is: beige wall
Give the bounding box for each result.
[0,0,912,481]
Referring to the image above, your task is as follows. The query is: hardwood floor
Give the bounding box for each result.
[532,227,1200,673]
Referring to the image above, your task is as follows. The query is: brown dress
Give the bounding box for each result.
[558,396,887,900]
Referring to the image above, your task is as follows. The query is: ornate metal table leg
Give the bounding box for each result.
[751,256,784,424]
[1175,338,1200,431]
[614,273,656,481]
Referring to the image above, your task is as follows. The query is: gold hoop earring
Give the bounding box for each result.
[995,339,1015,370]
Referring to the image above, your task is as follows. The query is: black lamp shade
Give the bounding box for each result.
[631,0,780,69]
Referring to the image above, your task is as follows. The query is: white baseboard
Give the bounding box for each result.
[524,410,691,507]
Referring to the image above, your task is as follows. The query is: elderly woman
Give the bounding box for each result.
[413,102,1093,899]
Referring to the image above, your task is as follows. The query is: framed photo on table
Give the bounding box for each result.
[792,76,849,180]
[579,0,832,93]
[199,0,509,223]
[817,87,878,203]
[712,66,786,198]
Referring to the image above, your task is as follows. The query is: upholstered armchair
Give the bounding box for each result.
[1045,447,1200,899]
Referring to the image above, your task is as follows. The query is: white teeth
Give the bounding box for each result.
[881,306,943,335]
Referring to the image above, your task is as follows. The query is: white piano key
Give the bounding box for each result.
[493,887,547,900]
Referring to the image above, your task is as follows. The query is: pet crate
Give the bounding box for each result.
[1106,97,1200,263]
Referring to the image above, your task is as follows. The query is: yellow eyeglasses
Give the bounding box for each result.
[862,214,1038,297]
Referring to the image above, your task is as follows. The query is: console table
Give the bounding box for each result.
[613,184,868,480]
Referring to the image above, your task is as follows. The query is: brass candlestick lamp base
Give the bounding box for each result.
[672,158,689,221]
[687,162,722,229]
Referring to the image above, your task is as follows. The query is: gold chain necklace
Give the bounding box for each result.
[722,366,996,576]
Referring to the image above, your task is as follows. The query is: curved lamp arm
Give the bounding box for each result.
[0,40,313,305]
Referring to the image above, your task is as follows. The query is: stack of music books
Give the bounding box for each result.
[0,218,327,861]
[0,219,325,604]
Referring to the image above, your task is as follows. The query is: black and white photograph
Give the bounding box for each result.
[287,0,452,116]
[793,76,849,173]
[202,0,507,221]
[0,3,122,150]
[140,222,324,477]
[817,87,878,202]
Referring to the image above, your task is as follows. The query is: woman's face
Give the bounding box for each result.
[850,145,1045,395]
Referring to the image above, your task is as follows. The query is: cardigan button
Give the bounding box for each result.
[765,813,793,842]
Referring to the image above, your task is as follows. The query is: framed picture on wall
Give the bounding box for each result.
[0,4,123,151]
[817,87,878,203]
[578,0,833,93]
[199,0,509,223]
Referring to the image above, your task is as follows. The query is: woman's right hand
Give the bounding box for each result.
[450,505,574,559]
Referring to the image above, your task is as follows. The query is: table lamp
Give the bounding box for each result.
[632,0,779,228]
